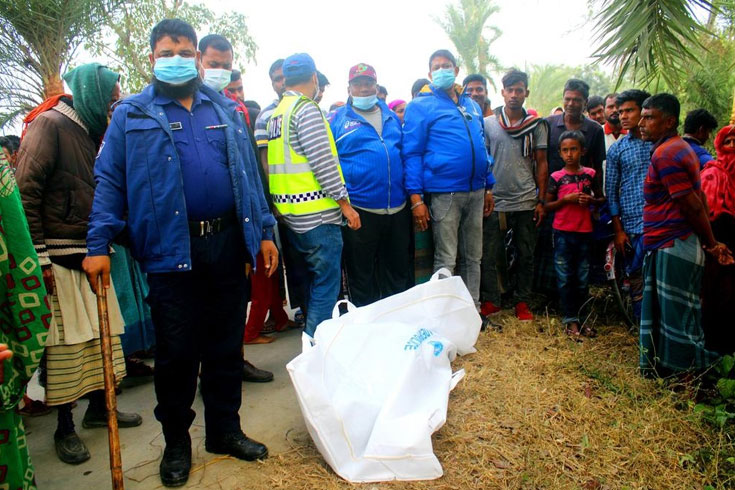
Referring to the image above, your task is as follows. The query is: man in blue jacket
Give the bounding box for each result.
[329,63,409,306]
[403,49,495,308]
[82,19,277,487]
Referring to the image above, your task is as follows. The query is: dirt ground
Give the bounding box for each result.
[26,304,727,489]
[26,327,305,489]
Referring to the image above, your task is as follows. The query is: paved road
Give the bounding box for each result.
[25,327,306,489]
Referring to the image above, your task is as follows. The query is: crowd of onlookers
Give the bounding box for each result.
[2,16,734,489]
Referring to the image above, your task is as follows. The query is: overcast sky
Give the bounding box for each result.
[1,0,599,136]
[211,0,597,110]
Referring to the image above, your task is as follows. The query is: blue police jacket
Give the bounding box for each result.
[329,99,406,209]
[402,83,494,196]
[87,84,276,273]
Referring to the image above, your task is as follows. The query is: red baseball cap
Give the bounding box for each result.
[348,63,377,82]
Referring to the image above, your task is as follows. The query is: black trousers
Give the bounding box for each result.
[146,225,249,442]
[342,206,411,306]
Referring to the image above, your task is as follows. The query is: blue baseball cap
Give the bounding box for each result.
[283,53,316,81]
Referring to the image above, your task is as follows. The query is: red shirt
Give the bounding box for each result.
[548,167,597,233]
[604,121,627,137]
[643,135,700,250]
[225,90,251,128]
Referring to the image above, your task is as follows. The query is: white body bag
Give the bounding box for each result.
[286,270,481,482]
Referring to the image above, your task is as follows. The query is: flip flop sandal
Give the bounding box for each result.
[274,319,300,332]
[261,319,276,334]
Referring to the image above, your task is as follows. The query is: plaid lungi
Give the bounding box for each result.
[639,234,720,376]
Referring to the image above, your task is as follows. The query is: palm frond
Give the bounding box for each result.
[434,0,502,81]
[0,0,119,127]
[591,0,714,89]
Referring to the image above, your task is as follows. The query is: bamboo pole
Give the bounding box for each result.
[96,277,124,490]
[730,84,735,126]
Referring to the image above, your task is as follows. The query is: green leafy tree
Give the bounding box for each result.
[679,33,735,131]
[677,3,735,135]
[435,0,502,89]
[91,0,258,94]
[525,64,576,116]
[0,0,114,127]
[591,0,735,127]
[578,65,615,99]
[525,64,615,117]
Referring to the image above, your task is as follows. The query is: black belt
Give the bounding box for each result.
[188,213,236,237]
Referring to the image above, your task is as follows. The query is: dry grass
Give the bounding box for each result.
[253,301,732,490]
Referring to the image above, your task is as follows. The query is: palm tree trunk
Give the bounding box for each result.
[706,0,720,30]
[43,72,64,98]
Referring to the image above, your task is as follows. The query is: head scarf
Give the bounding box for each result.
[388,99,406,111]
[701,125,735,221]
[63,63,120,138]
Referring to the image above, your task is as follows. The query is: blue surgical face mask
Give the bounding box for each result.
[203,68,232,92]
[352,94,378,111]
[431,68,456,90]
[153,55,198,85]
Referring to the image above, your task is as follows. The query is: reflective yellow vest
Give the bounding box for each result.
[267,94,343,216]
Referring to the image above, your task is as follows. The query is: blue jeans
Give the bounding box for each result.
[430,190,484,307]
[553,230,592,324]
[285,224,343,336]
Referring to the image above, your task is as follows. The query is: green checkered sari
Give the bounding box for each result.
[0,155,51,490]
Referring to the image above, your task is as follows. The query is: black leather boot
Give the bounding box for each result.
[205,431,268,461]
[160,433,192,487]
[242,360,274,383]
[54,431,91,465]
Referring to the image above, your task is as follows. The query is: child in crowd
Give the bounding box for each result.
[544,130,606,339]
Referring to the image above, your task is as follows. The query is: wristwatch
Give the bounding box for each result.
[538,199,546,205]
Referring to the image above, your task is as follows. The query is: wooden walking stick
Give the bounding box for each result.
[96,277,125,490]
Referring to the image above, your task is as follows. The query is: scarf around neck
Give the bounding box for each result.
[497,106,546,158]
[21,94,70,140]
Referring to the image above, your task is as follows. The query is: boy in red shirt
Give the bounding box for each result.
[544,131,605,339]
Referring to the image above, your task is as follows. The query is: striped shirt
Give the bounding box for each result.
[643,135,700,250]
[605,133,653,235]
[254,99,278,149]
[279,90,348,234]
